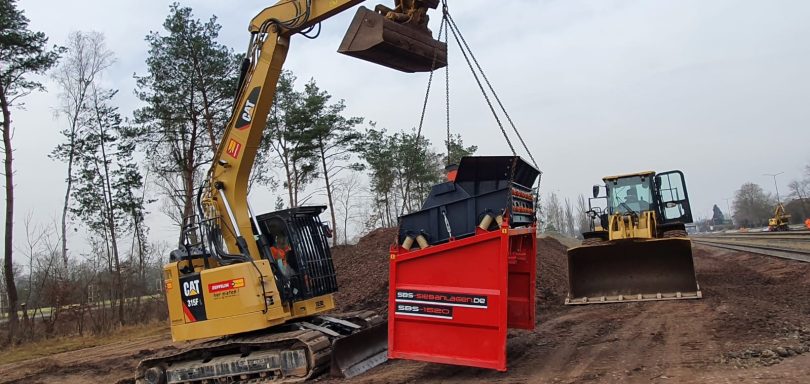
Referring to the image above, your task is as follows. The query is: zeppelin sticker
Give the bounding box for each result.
[396,290,488,309]
[395,303,454,320]
[208,278,245,293]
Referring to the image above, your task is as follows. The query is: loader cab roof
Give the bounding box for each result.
[603,171,655,183]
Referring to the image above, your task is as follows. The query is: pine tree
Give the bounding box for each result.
[0,0,63,342]
[299,79,362,244]
[132,3,239,246]
[72,87,146,325]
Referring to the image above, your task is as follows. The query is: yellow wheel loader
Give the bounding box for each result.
[566,170,702,305]
[136,1,448,383]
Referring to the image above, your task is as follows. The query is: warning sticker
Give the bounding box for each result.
[226,139,242,159]
[208,278,245,293]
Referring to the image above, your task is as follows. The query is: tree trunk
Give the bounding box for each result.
[1,88,19,343]
[286,167,294,208]
[60,134,75,267]
[98,125,124,325]
[342,191,351,245]
[60,93,87,269]
[318,142,337,246]
[180,166,195,247]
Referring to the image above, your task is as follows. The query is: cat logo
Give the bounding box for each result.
[226,139,242,159]
[241,100,255,122]
[183,280,201,297]
[235,87,261,129]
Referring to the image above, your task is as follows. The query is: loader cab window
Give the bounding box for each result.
[607,176,653,215]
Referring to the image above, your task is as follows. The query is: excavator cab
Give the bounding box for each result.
[339,2,447,72]
[253,206,337,303]
[566,170,701,304]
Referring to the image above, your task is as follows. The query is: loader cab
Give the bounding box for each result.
[602,170,693,225]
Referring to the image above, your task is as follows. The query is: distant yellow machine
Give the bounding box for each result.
[566,170,702,305]
[768,203,791,231]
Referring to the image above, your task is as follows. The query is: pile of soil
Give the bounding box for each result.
[536,236,571,312]
[331,227,397,313]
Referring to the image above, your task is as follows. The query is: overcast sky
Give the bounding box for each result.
[6,0,810,254]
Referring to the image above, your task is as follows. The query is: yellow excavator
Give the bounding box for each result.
[566,170,702,305]
[136,1,446,383]
[768,203,791,231]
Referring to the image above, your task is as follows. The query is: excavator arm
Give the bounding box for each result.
[208,0,365,264]
[206,0,446,263]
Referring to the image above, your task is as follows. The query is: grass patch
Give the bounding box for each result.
[0,322,169,365]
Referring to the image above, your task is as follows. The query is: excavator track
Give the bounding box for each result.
[135,311,385,384]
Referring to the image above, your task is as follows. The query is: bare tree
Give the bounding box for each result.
[51,31,114,268]
[563,198,576,237]
[575,194,591,237]
[333,172,364,245]
[787,165,810,217]
[543,192,564,233]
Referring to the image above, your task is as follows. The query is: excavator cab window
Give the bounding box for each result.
[261,217,305,301]
[655,170,693,224]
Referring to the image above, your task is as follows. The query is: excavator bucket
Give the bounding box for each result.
[339,6,447,73]
[566,238,701,304]
[330,321,388,378]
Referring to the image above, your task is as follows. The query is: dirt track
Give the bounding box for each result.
[2,234,809,384]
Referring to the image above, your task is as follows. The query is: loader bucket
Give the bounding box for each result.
[338,6,447,73]
[330,321,388,378]
[566,238,701,305]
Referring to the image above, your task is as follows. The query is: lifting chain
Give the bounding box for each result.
[402,9,449,215]
[443,1,542,224]
[406,1,542,224]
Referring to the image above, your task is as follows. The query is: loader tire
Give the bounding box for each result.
[663,229,688,238]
